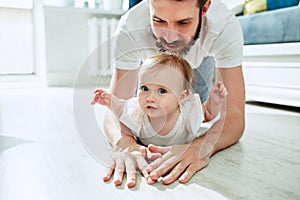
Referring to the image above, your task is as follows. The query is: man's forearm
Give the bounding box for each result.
[195,106,245,159]
[212,109,245,154]
[208,66,245,154]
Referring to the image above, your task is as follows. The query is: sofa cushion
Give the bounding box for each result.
[244,0,299,15]
[267,0,299,10]
[238,6,300,44]
[244,0,266,15]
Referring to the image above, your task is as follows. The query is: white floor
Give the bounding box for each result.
[0,87,300,200]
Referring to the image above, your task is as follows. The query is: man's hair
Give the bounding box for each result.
[171,0,207,8]
[142,51,193,90]
[198,0,208,8]
[151,0,208,8]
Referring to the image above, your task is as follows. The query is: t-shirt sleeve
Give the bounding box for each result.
[113,17,141,70]
[112,2,159,71]
[212,16,244,68]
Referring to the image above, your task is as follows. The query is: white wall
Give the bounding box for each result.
[44,6,122,86]
[0,8,34,74]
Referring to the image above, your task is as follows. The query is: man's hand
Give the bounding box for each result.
[144,94,228,185]
[145,139,211,185]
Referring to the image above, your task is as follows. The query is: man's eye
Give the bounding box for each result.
[178,21,189,25]
[140,86,149,92]
[153,19,165,24]
[158,88,167,94]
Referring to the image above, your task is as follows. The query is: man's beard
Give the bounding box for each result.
[154,37,195,55]
[152,23,200,56]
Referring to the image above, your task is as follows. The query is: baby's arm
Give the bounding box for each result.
[91,89,126,118]
[202,82,228,122]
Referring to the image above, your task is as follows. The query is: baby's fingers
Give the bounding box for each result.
[94,89,105,94]
[216,83,227,96]
[220,86,228,97]
[91,95,99,105]
[91,93,101,104]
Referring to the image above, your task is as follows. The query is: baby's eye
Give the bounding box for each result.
[158,88,167,94]
[140,85,149,92]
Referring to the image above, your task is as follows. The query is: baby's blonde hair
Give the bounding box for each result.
[141,51,193,90]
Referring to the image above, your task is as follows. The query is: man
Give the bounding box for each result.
[102,0,245,188]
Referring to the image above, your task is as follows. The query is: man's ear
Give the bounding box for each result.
[202,0,211,17]
[178,89,189,105]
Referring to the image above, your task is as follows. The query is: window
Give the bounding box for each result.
[0,0,33,9]
[0,0,34,75]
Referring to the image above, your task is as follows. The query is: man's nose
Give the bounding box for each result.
[164,27,179,44]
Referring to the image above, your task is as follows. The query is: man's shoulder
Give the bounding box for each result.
[205,0,237,33]
[196,0,242,60]
[120,1,150,30]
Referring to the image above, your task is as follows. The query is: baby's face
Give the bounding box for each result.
[139,65,186,95]
[137,66,186,118]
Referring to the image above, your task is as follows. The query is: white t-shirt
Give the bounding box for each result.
[113,0,244,70]
[119,94,219,146]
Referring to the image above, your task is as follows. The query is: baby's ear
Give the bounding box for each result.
[178,89,189,104]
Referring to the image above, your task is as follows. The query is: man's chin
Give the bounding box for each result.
[161,45,187,55]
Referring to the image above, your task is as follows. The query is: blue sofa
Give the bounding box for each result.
[237,6,300,107]
[238,6,300,45]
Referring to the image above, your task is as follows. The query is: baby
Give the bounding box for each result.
[92,52,227,146]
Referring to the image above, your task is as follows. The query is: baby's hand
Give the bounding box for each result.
[211,82,228,104]
[91,89,112,107]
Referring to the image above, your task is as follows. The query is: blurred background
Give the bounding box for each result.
[0,0,143,87]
